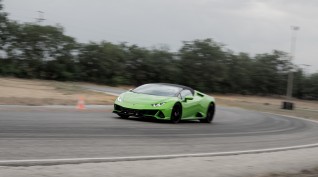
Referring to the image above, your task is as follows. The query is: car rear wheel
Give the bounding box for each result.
[200,103,215,123]
[170,103,182,123]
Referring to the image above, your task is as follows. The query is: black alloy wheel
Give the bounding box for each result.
[171,103,182,123]
[200,103,215,123]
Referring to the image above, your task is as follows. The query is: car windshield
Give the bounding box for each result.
[132,84,182,97]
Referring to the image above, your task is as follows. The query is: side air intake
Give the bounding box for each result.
[196,112,203,117]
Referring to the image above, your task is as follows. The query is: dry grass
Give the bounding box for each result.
[0,78,116,105]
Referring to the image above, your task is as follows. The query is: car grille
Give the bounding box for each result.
[114,104,158,117]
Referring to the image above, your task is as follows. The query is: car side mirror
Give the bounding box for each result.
[184,95,194,101]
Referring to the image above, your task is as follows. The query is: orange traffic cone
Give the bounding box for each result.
[76,96,86,110]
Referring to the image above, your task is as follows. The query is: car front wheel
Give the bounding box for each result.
[200,103,215,123]
[170,103,182,123]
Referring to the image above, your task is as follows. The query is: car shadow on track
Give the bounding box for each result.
[112,116,202,124]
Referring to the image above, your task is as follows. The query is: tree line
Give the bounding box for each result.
[0,1,317,99]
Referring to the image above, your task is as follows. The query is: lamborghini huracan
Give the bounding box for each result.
[113,83,215,123]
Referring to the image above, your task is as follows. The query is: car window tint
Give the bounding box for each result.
[180,89,192,100]
[133,84,182,97]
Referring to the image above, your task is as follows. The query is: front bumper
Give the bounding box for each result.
[113,104,170,120]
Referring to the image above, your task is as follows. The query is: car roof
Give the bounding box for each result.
[151,83,195,95]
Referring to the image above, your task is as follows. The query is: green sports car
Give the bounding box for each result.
[113,83,215,123]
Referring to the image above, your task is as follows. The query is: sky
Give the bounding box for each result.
[3,0,318,72]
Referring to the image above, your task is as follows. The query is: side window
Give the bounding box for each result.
[180,90,192,100]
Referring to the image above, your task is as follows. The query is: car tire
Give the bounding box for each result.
[200,103,215,123]
[170,103,182,124]
[118,114,129,119]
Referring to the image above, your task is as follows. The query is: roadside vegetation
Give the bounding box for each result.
[0,1,317,100]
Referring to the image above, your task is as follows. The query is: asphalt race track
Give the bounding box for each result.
[1,106,318,161]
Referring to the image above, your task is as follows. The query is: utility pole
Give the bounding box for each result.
[35,11,45,24]
[286,26,299,99]
[283,26,299,110]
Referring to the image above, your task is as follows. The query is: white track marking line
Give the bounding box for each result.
[1,143,318,166]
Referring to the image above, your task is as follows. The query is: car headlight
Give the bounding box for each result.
[117,96,123,102]
[152,102,166,107]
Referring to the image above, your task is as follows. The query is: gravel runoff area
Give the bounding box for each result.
[0,78,116,105]
[1,147,318,177]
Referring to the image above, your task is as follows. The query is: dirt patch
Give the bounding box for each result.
[258,167,318,177]
[214,94,318,110]
[0,78,116,105]
[213,94,318,120]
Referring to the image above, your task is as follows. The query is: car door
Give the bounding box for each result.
[180,89,200,118]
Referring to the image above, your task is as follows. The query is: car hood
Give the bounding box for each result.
[121,92,173,104]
